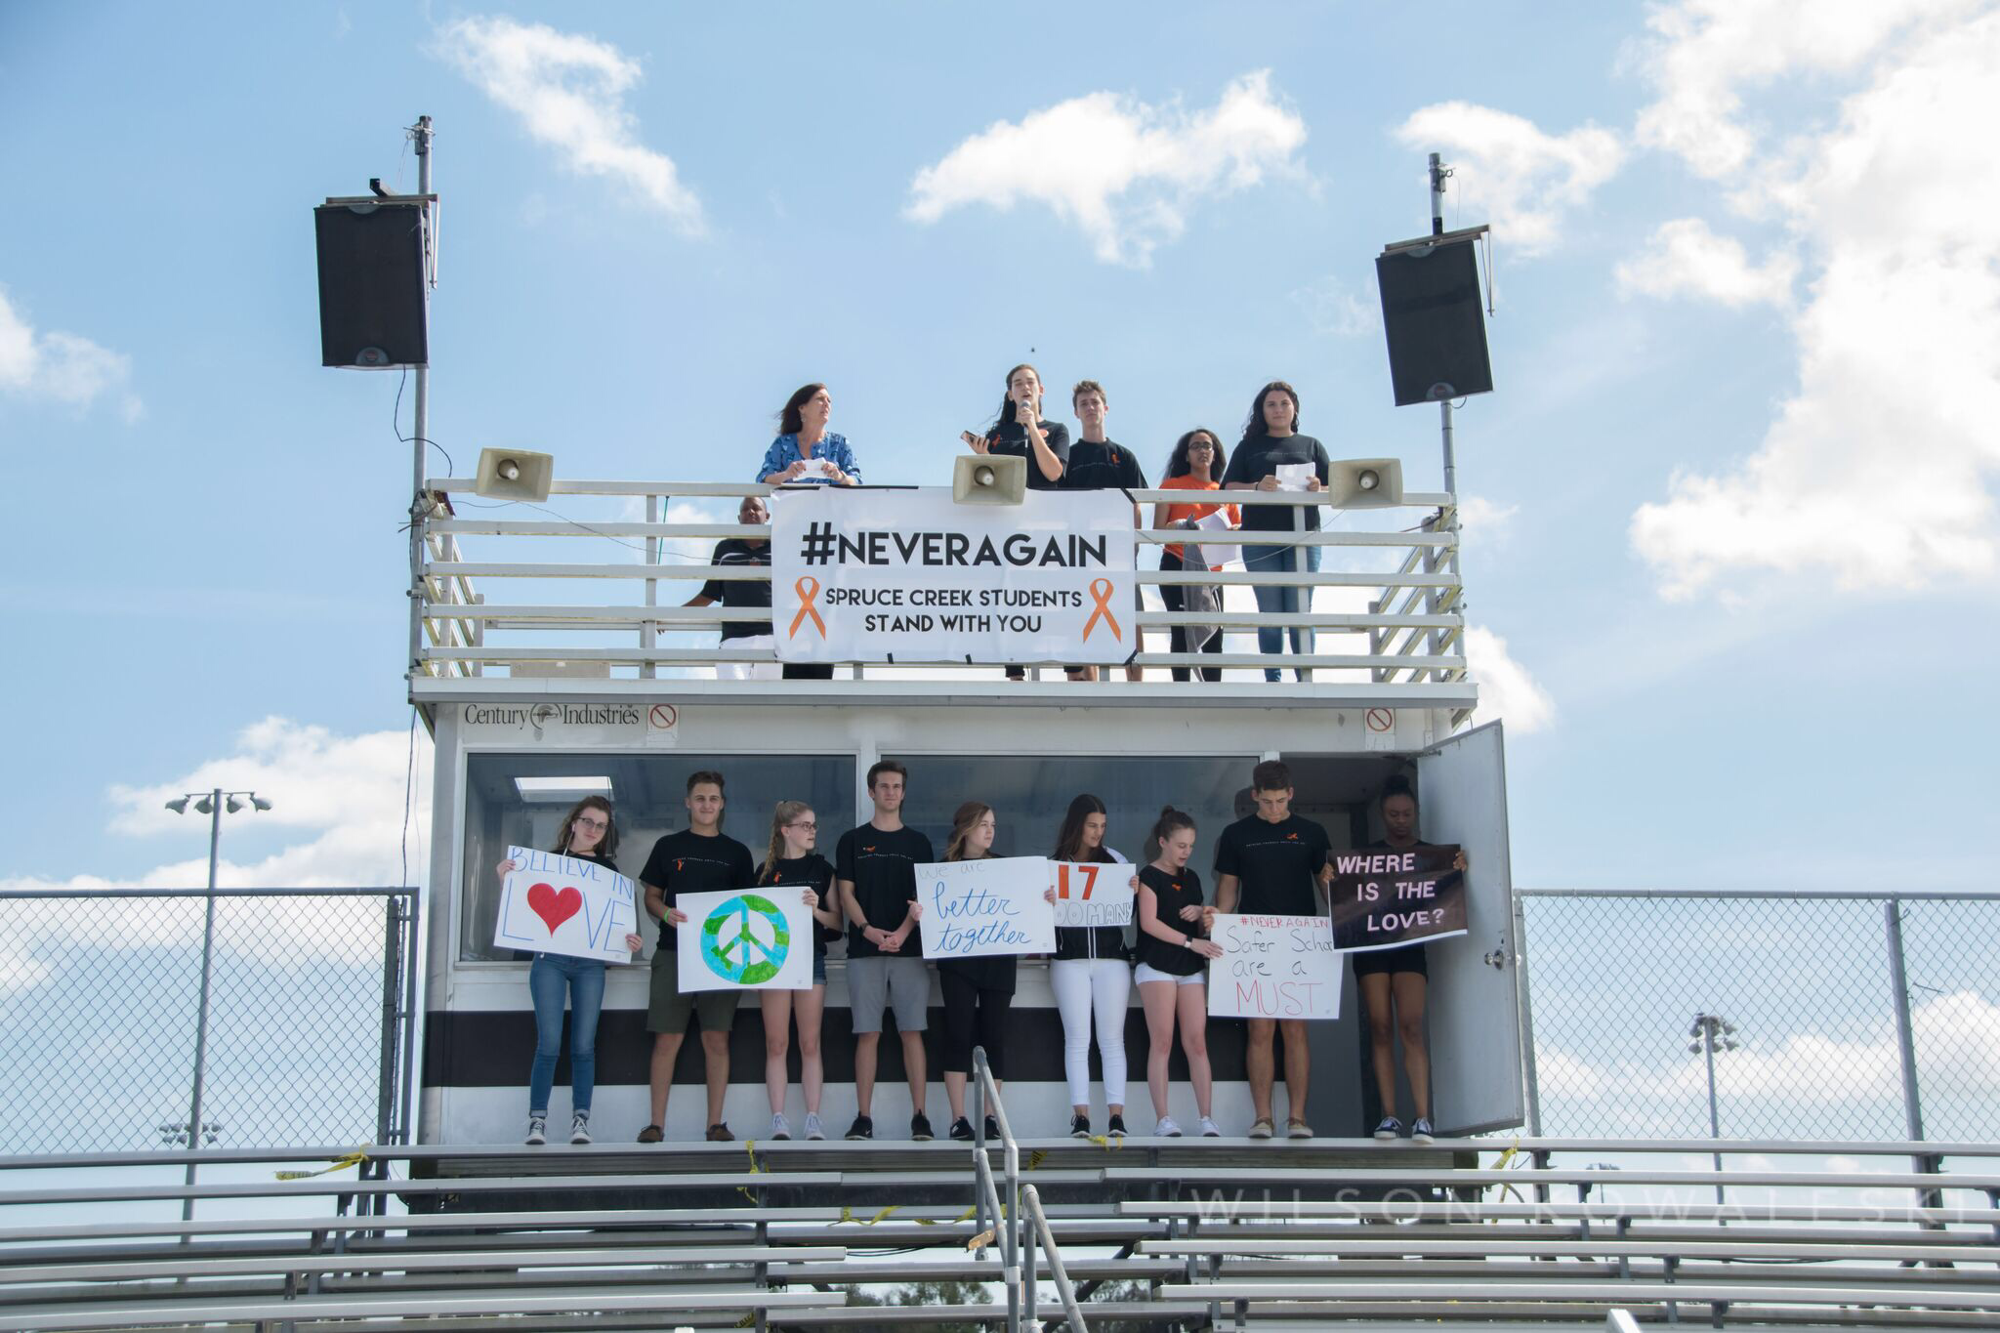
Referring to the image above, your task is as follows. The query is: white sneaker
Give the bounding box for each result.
[803,1112,826,1141]
[525,1116,547,1146]
[1373,1116,1402,1141]
[1154,1116,1183,1138]
[1411,1117,1435,1144]
[769,1112,792,1141]
[568,1113,591,1145]
[1198,1116,1222,1138]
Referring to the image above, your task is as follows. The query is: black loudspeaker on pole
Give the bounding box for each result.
[314,201,428,369]
[1375,237,1492,407]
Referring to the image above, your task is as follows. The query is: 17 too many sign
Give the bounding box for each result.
[1051,860,1134,929]
[1207,914,1342,1020]
[492,847,639,964]
[1327,844,1467,952]
[675,887,816,992]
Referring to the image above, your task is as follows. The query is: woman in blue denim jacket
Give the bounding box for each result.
[758,383,862,486]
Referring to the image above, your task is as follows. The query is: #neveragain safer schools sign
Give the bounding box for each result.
[917,857,1058,960]
[674,887,816,992]
[1326,844,1468,952]
[492,847,640,964]
[1207,913,1342,1020]
[771,487,1138,666]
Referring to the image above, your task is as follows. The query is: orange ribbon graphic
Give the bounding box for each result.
[789,577,827,639]
[1082,577,1120,642]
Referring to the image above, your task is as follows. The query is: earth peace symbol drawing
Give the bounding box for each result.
[698,893,791,985]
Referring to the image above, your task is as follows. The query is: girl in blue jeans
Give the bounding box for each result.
[1221,380,1331,682]
[495,795,642,1146]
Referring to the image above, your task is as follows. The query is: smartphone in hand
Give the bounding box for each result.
[960,430,981,447]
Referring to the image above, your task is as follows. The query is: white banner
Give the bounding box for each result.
[674,887,816,992]
[916,857,1058,960]
[771,487,1137,665]
[1206,913,1342,1020]
[492,847,639,964]
[1050,860,1134,929]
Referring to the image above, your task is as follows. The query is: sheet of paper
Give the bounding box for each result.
[1189,510,1240,568]
[1274,463,1316,492]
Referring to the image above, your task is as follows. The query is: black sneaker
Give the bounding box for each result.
[845,1114,874,1141]
[1070,1114,1091,1139]
[705,1123,734,1143]
[1106,1113,1127,1139]
[910,1111,934,1142]
[983,1115,1001,1142]
[949,1116,973,1142]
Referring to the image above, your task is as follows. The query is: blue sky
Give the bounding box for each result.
[2,0,1997,898]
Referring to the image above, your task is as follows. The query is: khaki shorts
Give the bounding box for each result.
[648,947,744,1034]
[847,954,930,1034]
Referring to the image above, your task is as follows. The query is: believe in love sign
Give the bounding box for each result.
[674,887,817,992]
[492,847,640,964]
[916,857,1057,960]
[1327,844,1468,952]
[771,487,1137,665]
[1207,913,1342,1021]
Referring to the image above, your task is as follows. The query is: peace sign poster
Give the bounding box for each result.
[770,487,1137,666]
[673,887,816,992]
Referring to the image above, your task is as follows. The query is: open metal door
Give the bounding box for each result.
[1416,720,1523,1135]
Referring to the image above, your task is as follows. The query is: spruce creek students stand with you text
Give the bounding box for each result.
[496,796,643,1147]
[835,760,936,1141]
[1050,794,1136,1139]
[1155,429,1240,684]
[1359,775,1468,1145]
[1222,381,1332,683]
[1135,807,1224,1139]
[962,363,1070,682]
[936,802,1057,1142]
[1213,760,1333,1139]
[755,801,841,1142]
[1059,380,1149,683]
[637,771,756,1144]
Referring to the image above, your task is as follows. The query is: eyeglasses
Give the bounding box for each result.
[788,821,818,831]
[574,816,609,831]
[1189,442,1215,450]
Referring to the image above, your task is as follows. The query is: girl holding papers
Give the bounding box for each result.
[1221,381,1333,682]
[494,796,642,1147]
[1154,428,1241,683]
[1049,794,1136,1139]
[754,801,841,1142]
[1135,807,1224,1138]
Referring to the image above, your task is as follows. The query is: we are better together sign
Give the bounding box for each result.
[674,888,817,992]
[771,488,1138,665]
[492,847,639,964]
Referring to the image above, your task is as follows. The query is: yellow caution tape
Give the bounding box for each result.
[1490,1135,1525,1203]
[274,1150,369,1181]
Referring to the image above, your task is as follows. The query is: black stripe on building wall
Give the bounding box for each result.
[423,1006,1288,1088]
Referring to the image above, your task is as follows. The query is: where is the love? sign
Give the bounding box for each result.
[492,846,641,964]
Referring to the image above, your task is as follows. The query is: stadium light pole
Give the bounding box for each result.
[164,788,272,1225]
[1688,1012,1741,1206]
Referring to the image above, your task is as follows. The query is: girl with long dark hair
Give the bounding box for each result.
[757,383,862,486]
[1221,381,1333,681]
[1155,428,1240,683]
[1049,794,1134,1137]
[494,795,642,1146]
[755,800,841,1140]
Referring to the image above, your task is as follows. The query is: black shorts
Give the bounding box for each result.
[1351,942,1428,979]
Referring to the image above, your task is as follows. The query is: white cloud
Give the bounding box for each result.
[1464,626,1555,735]
[1392,102,1624,256]
[437,15,703,233]
[1615,218,1797,307]
[1291,275,1377,337]
[1455,496,1519,534]
[906,71,1307,267]
[1630,6,2000,597]
[0,287,140,420]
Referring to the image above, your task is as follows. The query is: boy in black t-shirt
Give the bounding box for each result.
[637,771,756,1144]
[1060,380,1148,682]
[834,760,936,1140]
[1214,760,1332,1141]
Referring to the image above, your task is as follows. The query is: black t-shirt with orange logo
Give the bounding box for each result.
[639,828,755,944]
[756,853,838,958]
[1135,864,1208,976]
[1214,814,1330,918]
[836,823,935,958]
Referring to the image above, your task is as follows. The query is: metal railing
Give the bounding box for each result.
[972,1045,1088,1331]
[412,478,1467,691]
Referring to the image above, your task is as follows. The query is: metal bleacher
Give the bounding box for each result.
[4,1062,1998,1332]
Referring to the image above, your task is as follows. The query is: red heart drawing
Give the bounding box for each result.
[526,882,582,934]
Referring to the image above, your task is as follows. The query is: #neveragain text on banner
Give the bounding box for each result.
[918,857,1058,959]
[772,487,1138,665]
[1051,860,1134,929]
[1207,913,1341,1021]
[674,887,816,992]
[1326,844,1467,952]
[492,847,639,964]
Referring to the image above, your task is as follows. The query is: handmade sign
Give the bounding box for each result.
[674,887,816,992]
[1050,860,1135,930]
[1327,844,1467,952]
[771,487,1138,665]
[492,847,639,964]
[1207,913,1342,1020]
[916,857,1057,960]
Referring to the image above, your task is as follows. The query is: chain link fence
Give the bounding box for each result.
[0,888,417,1156]
[1517,890,2000,1143]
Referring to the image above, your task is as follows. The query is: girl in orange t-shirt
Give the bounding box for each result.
[1152,429,1241,683]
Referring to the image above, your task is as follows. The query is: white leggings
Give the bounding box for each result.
[1049,958,1130,1108]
